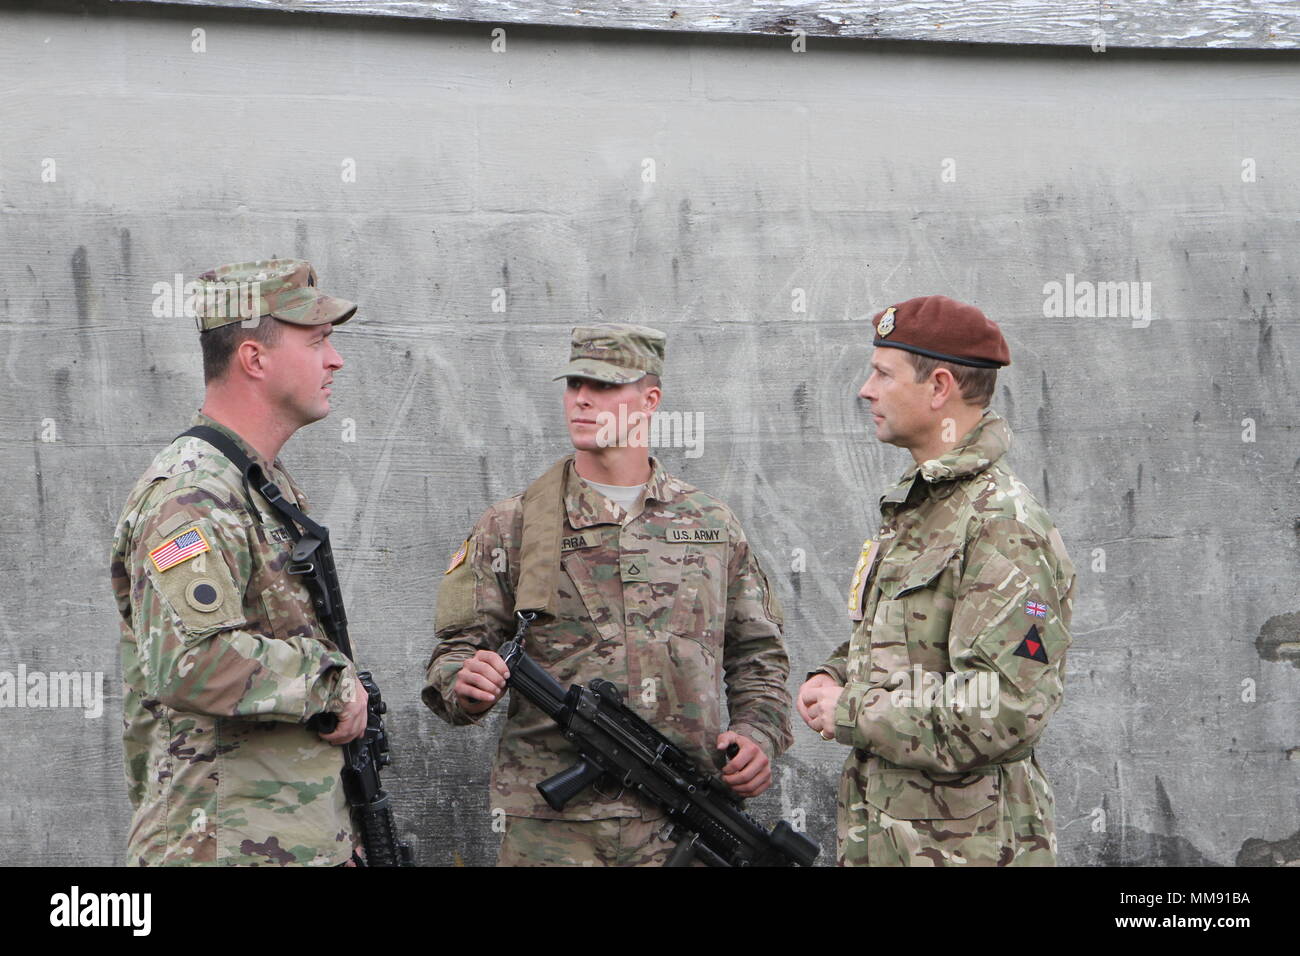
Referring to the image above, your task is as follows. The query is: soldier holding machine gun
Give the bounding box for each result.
[423,324,801,866]
[111,259,408,866]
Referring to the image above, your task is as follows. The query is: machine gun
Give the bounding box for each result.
[292,531,413,868]
[499,612,819,867]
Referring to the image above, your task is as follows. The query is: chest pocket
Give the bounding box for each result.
[255,539,318,645]
[869,546,958,673]
[875,545,957,600]
[662,544,726,735]
[240,510,317,646]
[666,543,726,655]
[559,551,623,648]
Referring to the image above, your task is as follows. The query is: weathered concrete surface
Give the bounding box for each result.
[0,1,1297,866]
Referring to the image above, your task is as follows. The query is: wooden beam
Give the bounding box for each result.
[108,1,1299,50]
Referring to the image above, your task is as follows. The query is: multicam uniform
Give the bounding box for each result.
[111,414,359,866]
[814,410,1076,866]
[423,455,794,865]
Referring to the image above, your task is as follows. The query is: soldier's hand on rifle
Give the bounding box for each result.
[455,650,511,715]
[717,731,771,798]
[320,680,369,745]
[796,674,844,740]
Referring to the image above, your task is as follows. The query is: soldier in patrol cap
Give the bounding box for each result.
[797,294,1076,866]
[111,258,369,865]
[423,324,794,866]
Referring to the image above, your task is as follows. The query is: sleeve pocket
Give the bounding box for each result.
[755,560,784,628]
[434,538,477,634]
[147,555,245,644]
[957,550,1065,694]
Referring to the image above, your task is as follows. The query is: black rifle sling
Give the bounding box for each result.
[177,425,353,661]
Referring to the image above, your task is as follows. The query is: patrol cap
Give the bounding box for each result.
[193,258,357,332]
[553,323,666,385]
[872,295,1010,368]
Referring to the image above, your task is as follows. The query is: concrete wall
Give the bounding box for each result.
[1,0,1296,866]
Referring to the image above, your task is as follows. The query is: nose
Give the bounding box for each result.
[859,377,874,402]
[325,337,343,371]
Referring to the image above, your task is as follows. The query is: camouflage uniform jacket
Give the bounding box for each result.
[423,456,794,820]
[815,409,1075,866]
[110,413,358,866]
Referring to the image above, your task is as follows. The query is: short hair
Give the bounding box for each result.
[200,317,282,384]
[637,372,661,392]
[903,352,997,408]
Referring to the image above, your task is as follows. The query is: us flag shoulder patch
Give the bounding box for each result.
[445,539,469,575]
[149,525,210,573]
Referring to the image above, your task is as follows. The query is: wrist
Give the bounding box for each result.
[324,667,358,717]
[453,691,492,722]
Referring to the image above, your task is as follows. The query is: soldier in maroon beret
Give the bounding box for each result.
[858,294,1009,453]
[797,294,1077,867]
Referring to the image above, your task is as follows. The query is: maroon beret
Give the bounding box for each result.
[872,295,1010,368]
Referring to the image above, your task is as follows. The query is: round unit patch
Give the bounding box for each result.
[185,578,222,613]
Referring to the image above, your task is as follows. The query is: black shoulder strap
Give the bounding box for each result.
[177,425,354,662]
[178,425,325,540]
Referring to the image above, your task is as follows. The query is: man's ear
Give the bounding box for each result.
[234,337,270,380]
[929,367,958,409]
[642,384,662,414]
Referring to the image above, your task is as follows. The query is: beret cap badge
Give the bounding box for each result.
[877,307,896,337]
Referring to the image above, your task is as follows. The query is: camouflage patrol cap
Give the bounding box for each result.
[553,323,666,385]
[193,258,357,332]
[872,295,1010,368]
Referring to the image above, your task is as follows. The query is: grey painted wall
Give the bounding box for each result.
[1,1,1296,866]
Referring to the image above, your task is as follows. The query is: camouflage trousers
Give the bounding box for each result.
[497,815,705,867]
[836,750,1058,866]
